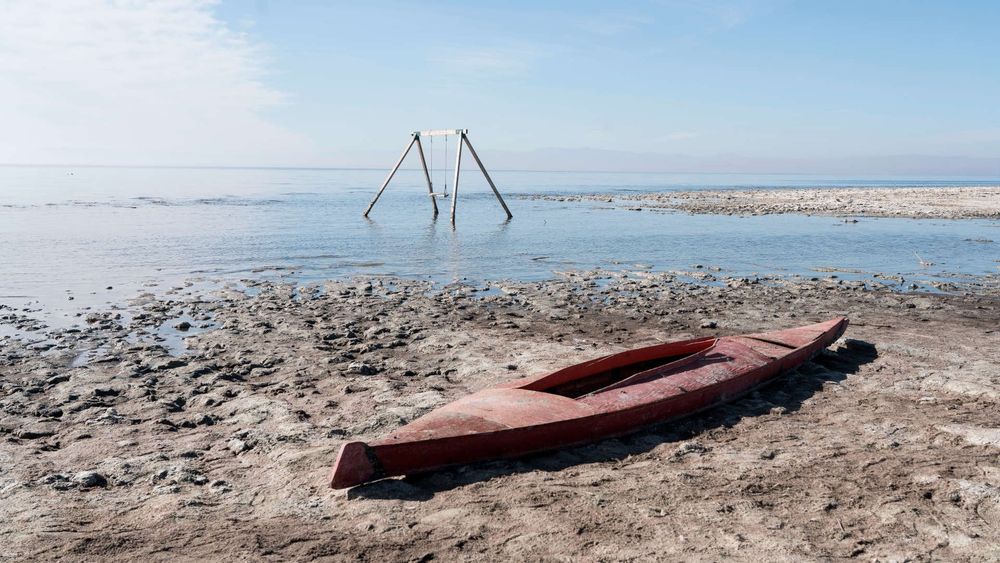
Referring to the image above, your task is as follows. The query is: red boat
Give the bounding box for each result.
[329,317,848,488]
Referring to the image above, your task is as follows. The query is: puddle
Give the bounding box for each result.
[126,312,218,356]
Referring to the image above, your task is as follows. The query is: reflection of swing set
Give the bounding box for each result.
[363,129,513,223]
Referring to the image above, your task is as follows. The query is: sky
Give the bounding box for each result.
[1,0,999,174]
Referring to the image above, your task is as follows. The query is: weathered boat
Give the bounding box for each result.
[329,316,848,488]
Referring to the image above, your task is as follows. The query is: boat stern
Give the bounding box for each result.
[329,441,381,489]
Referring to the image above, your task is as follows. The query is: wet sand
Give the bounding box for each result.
[528,186,1000,219]
[2,269,1000,561]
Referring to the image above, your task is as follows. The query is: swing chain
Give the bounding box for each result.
[425,132,453,198]
[443,135,448,196]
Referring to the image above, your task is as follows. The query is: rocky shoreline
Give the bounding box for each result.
[524,185,1000,219]
[2,270,1000,560]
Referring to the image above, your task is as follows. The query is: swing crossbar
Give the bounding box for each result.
[415,129,467,137]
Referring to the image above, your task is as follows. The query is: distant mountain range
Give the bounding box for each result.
[326,147,1000,177]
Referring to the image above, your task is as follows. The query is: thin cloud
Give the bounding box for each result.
[429,43,546,78]
[0,0,308,165]
[574,13,653,36]
[657,0,778,30]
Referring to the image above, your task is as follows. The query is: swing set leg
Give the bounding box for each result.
[463,133,513,219]
[364,136,416,217]
[450,133,463,224]
[414,137,438,216]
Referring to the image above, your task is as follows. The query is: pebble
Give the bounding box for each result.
[700,319,718,329]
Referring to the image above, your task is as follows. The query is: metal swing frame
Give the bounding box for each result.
[363,129,513,223]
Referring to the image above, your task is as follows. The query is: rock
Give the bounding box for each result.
[41,473,75,490]
[186,366,215,377]
[159,397,186,413]
[174,321,192,331]
[74,471,108,488]
[364,326,388,339]
[194,414,216,426]
[46,374,70,386]
[228,438,251,455]
[210,479,232,493]
[88,408,124,424]
[16,423,57,440]
[699,319,717,329]
[348,362,377,376]
[152,358,188,371]
[673,441,708,458]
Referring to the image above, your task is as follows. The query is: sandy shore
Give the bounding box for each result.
[528,186,1000,219]
[2,271,1000,560]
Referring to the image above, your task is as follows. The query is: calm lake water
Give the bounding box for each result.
[1,165,998,320]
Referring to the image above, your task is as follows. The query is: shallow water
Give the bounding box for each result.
[1,166,998,322]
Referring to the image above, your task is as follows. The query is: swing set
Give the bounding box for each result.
[363,129,513,223]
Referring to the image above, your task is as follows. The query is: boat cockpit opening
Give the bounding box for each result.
[533,339,717,399]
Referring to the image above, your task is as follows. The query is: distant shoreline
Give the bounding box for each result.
[526,185,1000,219]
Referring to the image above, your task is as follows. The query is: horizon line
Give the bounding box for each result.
[1,162,998,180]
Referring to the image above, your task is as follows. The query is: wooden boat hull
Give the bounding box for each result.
[330,317,848,489]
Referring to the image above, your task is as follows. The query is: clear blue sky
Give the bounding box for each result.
[2,1,999,173]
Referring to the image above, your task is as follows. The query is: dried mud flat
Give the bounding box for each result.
[527,186,1000,219]
[2,271,1000,561]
